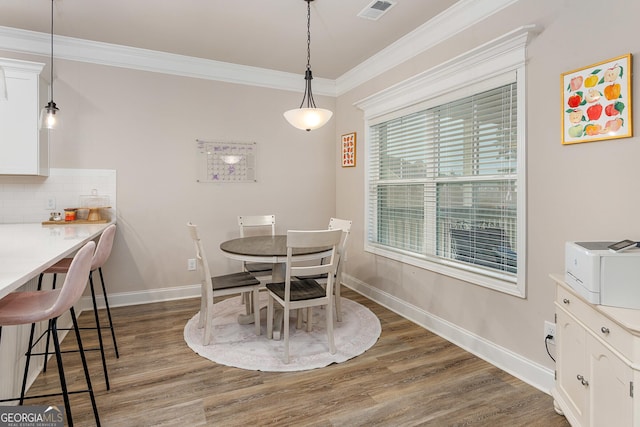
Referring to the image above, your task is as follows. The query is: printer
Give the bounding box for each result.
[565,241,640,309]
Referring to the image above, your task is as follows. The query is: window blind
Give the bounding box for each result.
[368,83,518,275]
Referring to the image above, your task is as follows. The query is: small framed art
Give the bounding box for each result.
[341,132,356,167]
[561,54,632,145]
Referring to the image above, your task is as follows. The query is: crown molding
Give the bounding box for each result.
[354,25,539,120]
[0,25,336,96]
[335,0,522,95]
[0,0,521,98]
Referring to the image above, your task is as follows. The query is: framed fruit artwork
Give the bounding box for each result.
[561,54,632,145]
[341,132,356,167]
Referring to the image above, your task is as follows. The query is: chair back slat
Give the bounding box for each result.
[285,229,342,297]
[238,215,276,237]
[187,222,213,302]
[321,218,352,282]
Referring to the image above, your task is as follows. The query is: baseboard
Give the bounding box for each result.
[80,284,200,311]
[341,273,555,395]
[80,278,554,394]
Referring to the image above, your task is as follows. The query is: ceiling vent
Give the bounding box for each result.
[357,0,397,21]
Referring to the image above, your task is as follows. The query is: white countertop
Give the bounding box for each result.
[0,222,111,299]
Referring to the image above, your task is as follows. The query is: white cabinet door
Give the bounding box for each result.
[556,308,589,426]
[0,58,48,176]
[588,336,633,427]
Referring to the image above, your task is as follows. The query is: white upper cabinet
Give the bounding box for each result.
[0,58,49,176]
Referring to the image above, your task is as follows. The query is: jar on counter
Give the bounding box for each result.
[64,209,77,221]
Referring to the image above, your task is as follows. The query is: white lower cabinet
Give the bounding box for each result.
[0,58,48,176]
[589,336,633,426]
[552,276,639,427]
[555,308,588,425]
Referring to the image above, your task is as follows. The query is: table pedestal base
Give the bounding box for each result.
[237,306,285,340]
[235,263,287,338]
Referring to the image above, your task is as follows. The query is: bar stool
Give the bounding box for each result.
[0,241,100,427]
[37,223,118,390]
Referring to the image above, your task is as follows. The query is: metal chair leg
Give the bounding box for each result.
[19,321,38,404]
[89,274,110,390]
[70,307,101,427]
[40,273,58,373]
[51,318,74,426]
[97,267,119,358]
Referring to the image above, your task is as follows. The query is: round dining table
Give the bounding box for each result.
[219,234,332,339]
[220,235,331,282]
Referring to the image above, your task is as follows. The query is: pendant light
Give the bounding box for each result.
[39,0,60,130]
[283,0,333,132]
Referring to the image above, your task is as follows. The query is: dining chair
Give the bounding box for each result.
[294,218,352,322]
[237,214,276,280]
[325,218,352,321]
[266,228,342,364]
[35,223,117,391]
[0,241,101,426]
[187,222,261,345]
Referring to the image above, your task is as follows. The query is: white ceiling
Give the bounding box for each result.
[0,0,459,80]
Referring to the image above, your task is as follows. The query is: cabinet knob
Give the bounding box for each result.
[576,374,589,387]
[601,326,610,334]
[562,298,570,304]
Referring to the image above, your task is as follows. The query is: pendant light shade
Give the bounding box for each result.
[284,107,333,131]
[40,0,60,130]
[40,101,59,129]
[283,0,333,132]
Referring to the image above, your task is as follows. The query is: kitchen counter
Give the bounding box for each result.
[0,222,111,299]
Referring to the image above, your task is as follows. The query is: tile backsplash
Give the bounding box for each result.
[0,168,116,223]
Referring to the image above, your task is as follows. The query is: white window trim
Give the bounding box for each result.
[355,25,538,298]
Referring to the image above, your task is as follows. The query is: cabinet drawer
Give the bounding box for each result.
[584,311,633,361]
[557,286,593,326]
[557,286,633,360]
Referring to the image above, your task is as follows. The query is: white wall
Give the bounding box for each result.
[335,0,640,392]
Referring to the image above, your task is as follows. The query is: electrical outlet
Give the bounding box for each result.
[544,321,556,343]
[187,258,196,271]
[46,197,56,210]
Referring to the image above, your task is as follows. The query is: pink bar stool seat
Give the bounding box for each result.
[0,241,101,427]
[0,292,59,323]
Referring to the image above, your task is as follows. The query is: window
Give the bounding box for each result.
[369,83,517,270]
[356,28,533,296]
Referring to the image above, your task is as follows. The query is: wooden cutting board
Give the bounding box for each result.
[42,219,108,225]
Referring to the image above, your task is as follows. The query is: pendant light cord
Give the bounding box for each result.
[50,0,54,101]
[306,1,311,73]
[300,0,316,109]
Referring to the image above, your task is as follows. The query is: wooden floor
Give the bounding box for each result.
[24,288,569,426]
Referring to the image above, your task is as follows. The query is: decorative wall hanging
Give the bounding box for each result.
[561,54,632,145]
[341,132,356,167]
[196,140,256,183]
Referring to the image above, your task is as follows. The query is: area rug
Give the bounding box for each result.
[183,295,381,372]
